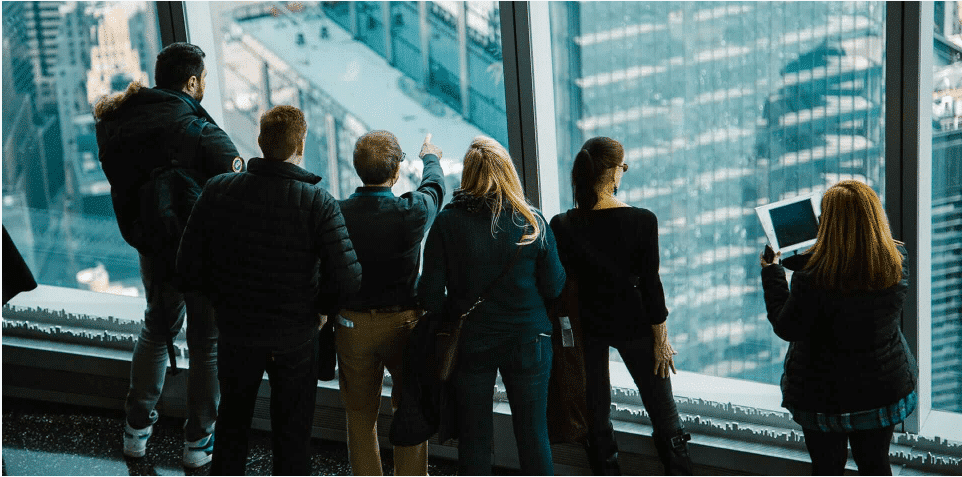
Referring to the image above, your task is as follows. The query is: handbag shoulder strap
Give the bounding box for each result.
[461,244,524,317]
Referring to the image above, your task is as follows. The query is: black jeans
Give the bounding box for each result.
[210,332,318,476]
[583,334,683,454]
[802,425,895,475]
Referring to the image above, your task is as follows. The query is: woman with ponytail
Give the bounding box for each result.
[419,136,566,475]
[549,137,693,475]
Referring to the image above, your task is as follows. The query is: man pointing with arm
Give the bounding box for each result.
[336,132,445,475]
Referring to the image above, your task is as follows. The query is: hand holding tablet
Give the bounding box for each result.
[755,191,821,255]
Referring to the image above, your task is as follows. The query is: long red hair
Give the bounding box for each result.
[804,180,903,291]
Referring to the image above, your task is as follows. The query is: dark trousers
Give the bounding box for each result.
[210,333,318,476]
[126,253,218,442]
[802,425,895,475]
[455,324,554,475]
[583,334,684,456]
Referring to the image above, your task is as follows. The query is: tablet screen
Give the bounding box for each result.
[770,200,819,249]
[755,192,821,253]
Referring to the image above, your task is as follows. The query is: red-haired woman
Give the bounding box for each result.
[760,180,917,475]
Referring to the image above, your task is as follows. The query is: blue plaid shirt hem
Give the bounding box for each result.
[788,391,918,433]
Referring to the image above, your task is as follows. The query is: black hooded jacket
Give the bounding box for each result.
[94,82,242,250]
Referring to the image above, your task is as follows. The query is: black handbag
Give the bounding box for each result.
[546,277,589,445]
[435,245,523,382]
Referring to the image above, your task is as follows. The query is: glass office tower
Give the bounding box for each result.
[548,1,887,385]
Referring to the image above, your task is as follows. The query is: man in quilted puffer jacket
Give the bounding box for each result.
[177,105,362,475]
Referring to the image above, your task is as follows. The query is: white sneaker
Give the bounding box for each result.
[183,433,214,468]
[122,422,152,458]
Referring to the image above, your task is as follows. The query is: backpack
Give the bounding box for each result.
[136,117,206,280]
[135,117,206,375]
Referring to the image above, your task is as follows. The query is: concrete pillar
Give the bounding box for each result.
[458,1,470,118]
[262,61,273,109]
[419,1,430,90]
[325,113,340,198]
[383,1,393,65]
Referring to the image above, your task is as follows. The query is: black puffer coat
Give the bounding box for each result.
[761,245,917,414]
[177,158,362,348]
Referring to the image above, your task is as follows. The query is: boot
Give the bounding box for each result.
[652,429,693,475]
[585,440,622,475]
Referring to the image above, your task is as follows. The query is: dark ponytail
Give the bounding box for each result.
[571,137,624,210]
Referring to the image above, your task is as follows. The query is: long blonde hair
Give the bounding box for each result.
[460,136,542,245]
[805,180,903,291]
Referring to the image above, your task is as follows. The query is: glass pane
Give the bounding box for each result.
[2,2,162,296]
[208,1,507,200]
[931,1,962,413]
[548,2,887,385]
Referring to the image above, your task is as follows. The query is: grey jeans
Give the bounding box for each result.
[124,253,219,441]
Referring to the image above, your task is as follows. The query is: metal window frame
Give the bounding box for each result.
[888,1,934,435]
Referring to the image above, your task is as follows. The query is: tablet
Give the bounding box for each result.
[755,192,821,254]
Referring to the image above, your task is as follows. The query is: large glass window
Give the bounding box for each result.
[2,2,161,297]
[930,0,962,414]
[205,1,506,201]
[546,2,887,386]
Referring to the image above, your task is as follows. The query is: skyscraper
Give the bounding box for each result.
[549,2,886,384]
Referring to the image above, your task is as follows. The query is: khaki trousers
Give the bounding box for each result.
[336,309,428,476]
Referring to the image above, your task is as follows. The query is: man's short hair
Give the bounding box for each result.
[258,106,307,161]
[155,43,205,90]
[353,130,402,185]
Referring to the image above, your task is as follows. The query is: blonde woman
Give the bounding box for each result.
[418,136,566,475]
[760,180,917,475]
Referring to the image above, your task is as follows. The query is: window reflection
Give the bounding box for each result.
[549,2,887,385]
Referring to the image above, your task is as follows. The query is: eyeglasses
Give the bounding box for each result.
[397,152,406,162]
[619,163,628,172]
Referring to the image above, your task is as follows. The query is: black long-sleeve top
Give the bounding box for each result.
[549,207,669,339]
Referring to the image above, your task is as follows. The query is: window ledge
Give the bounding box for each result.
[3,286,961,474]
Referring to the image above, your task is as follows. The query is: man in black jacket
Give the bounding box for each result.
[336,130,444,475]
[177,105,362,475]
[93,42,243,468]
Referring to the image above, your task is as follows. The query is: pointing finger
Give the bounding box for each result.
[424,133,432,145]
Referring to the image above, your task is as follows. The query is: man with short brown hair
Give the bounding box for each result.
[336,131,444,475]
[178,105,361,475]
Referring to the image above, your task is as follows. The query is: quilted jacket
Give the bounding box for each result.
[761,245,917,414]
[177,158,361,348]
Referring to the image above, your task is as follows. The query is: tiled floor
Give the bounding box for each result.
[1,398,494,476]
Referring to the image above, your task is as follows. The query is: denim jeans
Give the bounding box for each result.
[210,332,319,476]
[455,323,554,475]
[583,334,683,456]
[124,253,219,441]
[802,425,895,475]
